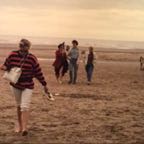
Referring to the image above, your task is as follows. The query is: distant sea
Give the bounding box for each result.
[0,35,144,49]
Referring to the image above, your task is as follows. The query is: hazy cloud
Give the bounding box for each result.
[1,0,144,41]
[0,0,144,10]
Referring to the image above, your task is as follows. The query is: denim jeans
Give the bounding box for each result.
[69,58,78,83]
[85,64,94,82]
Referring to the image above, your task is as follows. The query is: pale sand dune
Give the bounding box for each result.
[0,44,144,144]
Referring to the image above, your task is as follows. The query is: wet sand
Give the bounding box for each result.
[0,44,144,144]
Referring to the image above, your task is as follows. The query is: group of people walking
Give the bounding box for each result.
[53,40,96,85]
[0,38,96,136]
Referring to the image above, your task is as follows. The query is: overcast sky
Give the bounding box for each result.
[0,0,144,41]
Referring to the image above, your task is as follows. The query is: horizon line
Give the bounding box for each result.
[0,34,144,43]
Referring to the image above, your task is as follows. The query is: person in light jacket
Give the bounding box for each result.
[68,40,79,84]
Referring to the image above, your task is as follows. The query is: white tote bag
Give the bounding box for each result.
[3,54,28,84]
[3,67,22,84]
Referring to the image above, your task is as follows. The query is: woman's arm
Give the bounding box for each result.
[33,60,49,94]
[1,52,13,71]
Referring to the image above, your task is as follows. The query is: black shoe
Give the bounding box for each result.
[22,130,28,136]
[68,81,72,84]
[72,81,76,84]
[87,81,91,85]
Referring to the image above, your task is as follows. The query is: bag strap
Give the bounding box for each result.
[19,53,29,68]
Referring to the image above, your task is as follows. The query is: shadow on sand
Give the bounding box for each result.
[60,93,112,101]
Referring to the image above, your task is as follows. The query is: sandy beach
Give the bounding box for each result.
[0,44,144,144]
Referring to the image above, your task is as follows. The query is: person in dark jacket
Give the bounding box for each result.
[84,47,96,85]
[53,43,68,84]
[0,39,49,136]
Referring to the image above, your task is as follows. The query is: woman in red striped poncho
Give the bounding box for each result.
[0,39,49,136]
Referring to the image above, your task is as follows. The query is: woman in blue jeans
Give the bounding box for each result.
[84,47,96,85]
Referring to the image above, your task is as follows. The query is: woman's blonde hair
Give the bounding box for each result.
[20,39,31,48]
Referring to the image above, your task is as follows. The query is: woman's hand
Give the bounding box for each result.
[0,65,7,71]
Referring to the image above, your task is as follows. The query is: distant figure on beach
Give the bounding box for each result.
[53,43,68,84]
[84,47,96,85]
[66,45,70,56]
[65,45,71,65]
[140,56,144,70]
[68,40,79,84]
[81,50,86,65]
[0,39,49,136]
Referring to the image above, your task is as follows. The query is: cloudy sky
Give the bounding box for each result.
[0,0,144,41]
